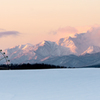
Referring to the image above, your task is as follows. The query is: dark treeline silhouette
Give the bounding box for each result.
[0,63,66,70]
[82,64,100,68]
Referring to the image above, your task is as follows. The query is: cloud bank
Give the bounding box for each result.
[0,31,20,38]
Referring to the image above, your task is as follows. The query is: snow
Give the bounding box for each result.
[0,69,100,100]
[3,34,100,64]
[56,37,76,53]
[5,40,72,64]
[81,46,93,55]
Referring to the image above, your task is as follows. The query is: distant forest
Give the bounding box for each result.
[0,63,67,70]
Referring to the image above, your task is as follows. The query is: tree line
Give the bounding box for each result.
[0,63,66,70]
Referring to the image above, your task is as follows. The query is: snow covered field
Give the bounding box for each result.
[0,68,100,100]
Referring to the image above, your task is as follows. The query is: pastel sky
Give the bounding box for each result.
[0,0,100,49]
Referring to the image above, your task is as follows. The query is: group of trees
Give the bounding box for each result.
[0,63,66,70]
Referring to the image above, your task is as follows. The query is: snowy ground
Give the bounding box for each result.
[0,68,100,100]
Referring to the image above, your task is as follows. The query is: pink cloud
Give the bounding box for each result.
[57,26,78,34]
[48,26,78,41]
[49,26,78,35]
[47,26,100,47]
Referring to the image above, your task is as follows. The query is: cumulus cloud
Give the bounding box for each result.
[74,26,100,47]
[0,31,20,38]
[85,27,100,46]
[48,26,100,47]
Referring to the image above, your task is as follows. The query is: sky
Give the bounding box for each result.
[0,0,100,49]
